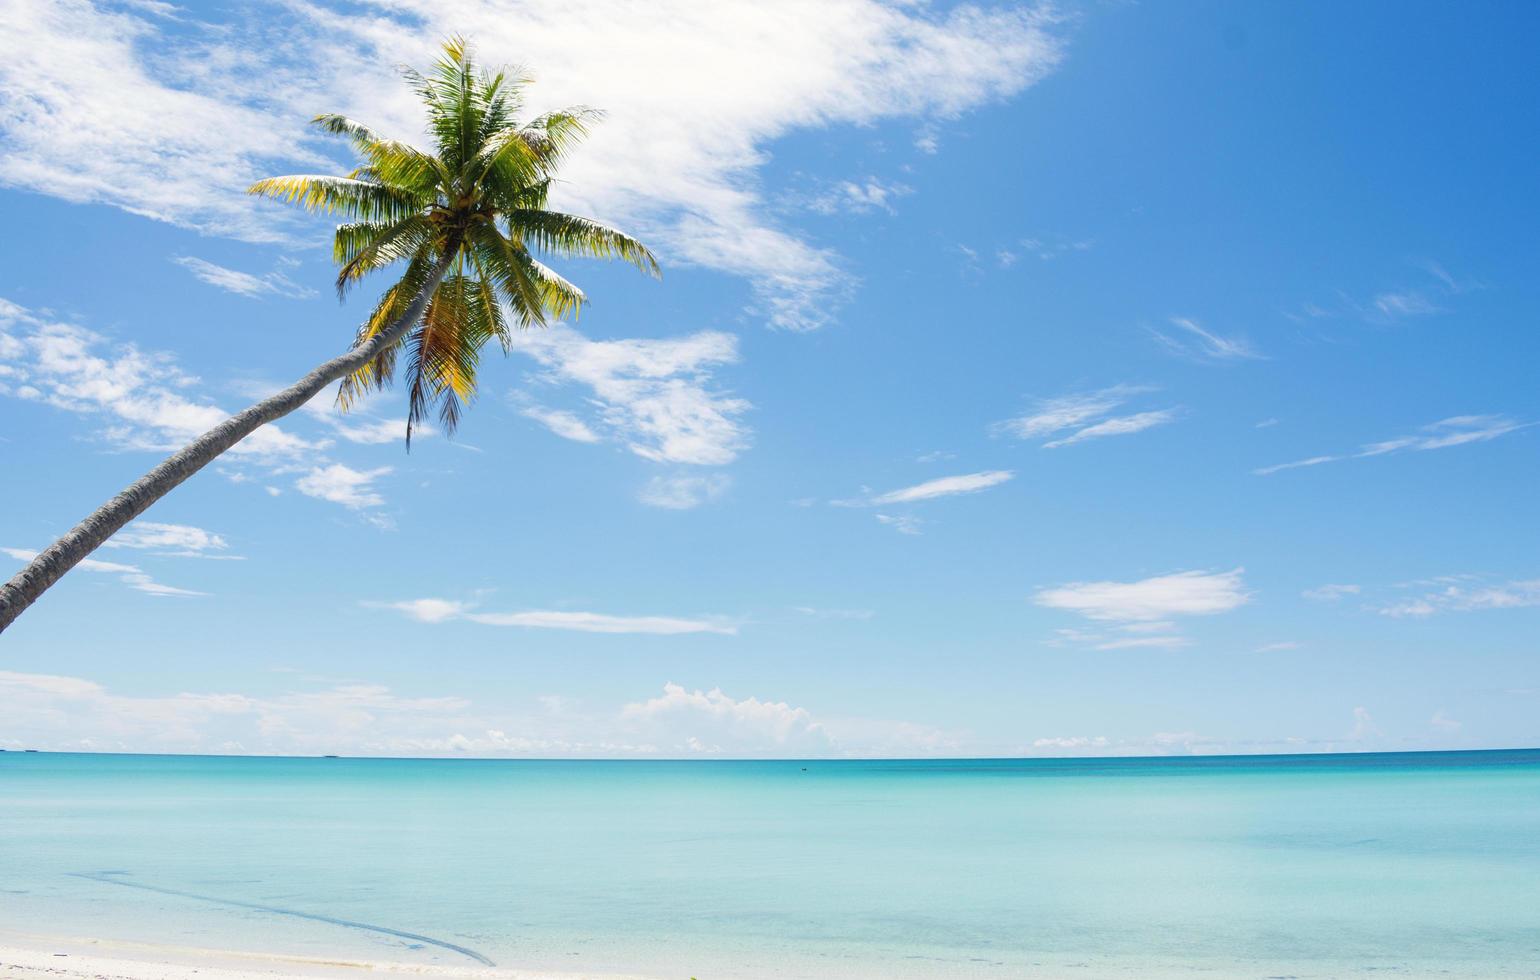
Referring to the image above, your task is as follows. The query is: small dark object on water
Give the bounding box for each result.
[323,754,340,758]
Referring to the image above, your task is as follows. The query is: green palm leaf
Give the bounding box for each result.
[248,36,659,447]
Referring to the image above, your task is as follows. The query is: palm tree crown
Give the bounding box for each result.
[250,37,659,444]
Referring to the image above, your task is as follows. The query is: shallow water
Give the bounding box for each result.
[2,751,1538,978]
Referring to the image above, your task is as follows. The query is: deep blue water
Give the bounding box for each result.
[2,750,1538,977]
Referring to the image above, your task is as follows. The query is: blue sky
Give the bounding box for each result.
[1,0,1536,757]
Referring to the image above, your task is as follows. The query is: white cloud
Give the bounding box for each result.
[791,606,875,621]
[1431,709,1462,733]
[326,417,412,445]
[1374,578,1540,618]
[294,464,391,509]
[638,473,730,509]
[1153,316,1262,362]
[0,670,956,758]
[994,385,1177,448]
[1256,415,1529,476]
[1044,409,1178,448]
[994,387,1137,439]
[806,176,912,215]
[0,0,1064,330]
[379,598,471,624]
[1031,735,1109,750]
[105,521,230,557]
[519,404,601,444]
[1350,706,1381,741]
[0,298,321,460]
[3,546,203,598]
[1303,583,1360,601]
[621,682,829,753]
[1035,568,1251,622]
[1021,731,1237,757]
[514,326,749,465]
[376,598,737,635]
[1371,291,1439,320]
[1049,621,1190,651]
[866,470,1013,505]
[173,256,316,299]
[876,513,923,535]
[1254,641,1301,653]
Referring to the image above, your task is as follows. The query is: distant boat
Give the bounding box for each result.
[323,754,340,759]
[24,749,39,753]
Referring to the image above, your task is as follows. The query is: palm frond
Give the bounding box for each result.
[247,175,422,221]
[253,36,660,444]
[512,209,660,277]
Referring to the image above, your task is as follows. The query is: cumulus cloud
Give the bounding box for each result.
[993,385,1177,448]
[375,598,737,635]
[294,464,391,509]
[620,682,830,754]
[0,670,958,758]
[0,0,1064,330]
[1256,415,1530,476]
[514,326,749,466]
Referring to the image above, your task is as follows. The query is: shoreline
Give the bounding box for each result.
[0,935,662,980]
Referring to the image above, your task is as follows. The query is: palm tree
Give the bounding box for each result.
[0,38,658,635]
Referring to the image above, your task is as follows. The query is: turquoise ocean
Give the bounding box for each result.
[2,750,1538,978]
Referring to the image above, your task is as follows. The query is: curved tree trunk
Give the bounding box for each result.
[0,253,456,637]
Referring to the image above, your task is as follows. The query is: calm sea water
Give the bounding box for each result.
[1,751,1538,978]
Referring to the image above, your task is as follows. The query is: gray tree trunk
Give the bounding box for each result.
[0,253,455,637]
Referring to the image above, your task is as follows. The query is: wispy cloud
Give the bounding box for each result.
[1303,583,1360,601]
[1288,260,1482,327]
[513,325,749,466]
[1045,409,1178,448]
[376,598,737,635]
[864,470,1014,505]
[172,256,316,299]
[1254,641,1301,653]
[1374,578,1540,618]
[875,513,923,535]
[638,473,730,510]
[3,546,203,598]
[1256,415,1529,476]
[0,0,1064,330]
[0,297,321,460]
[1371,291,1439,320]
[1152,317,1262,362]
[519,404,601,444]
[993,385,1178,448]
[805,176,912,215]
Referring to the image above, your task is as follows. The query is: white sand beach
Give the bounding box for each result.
[0,936,662,980]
